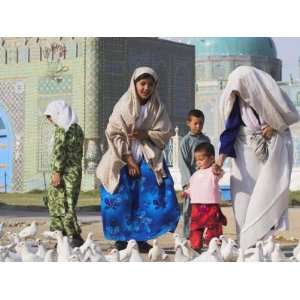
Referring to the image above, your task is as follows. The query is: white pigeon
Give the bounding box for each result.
[148,239,168,262]
[262,235,275,260]
[192,238,223,262]
[119,248,130,262]
[2,251,13,262]
[15,239,35,256]
[42,231,57,239]
[79,232,95,254]
[293,240,300,258]
[59,236,72,262]
[18,221,38,239]
[0,242,15,252]
[51,230,72,262]
[295,247,300,262]
[44,249,56,262]
[270,243,286,262]
[118,241,137,262]
[236,248,245,262]
[181,239,199,260]
[82,248,93,262]
[221,239,239,262]
[245,241,264,262]
[5,255,17,262]
[8,232,21,245]
[7,250,22,262]
[35,239,47,260]
[173,233,183,249]
[219,235,229,254]
[106,249,120,262]
[174,244,190,262]
[127,240,144,262]
[0,223,4,239]
[17,241,43,262]
[68,254,81,262]
[72,247,84,261]
[0,248,20,262]
[83,245,107,262]
[90,243,105,256]
[0,248,8,262]
[90,244,107,261]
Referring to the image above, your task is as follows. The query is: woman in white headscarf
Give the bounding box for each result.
[96,66,180,252]
[215,66,300,250]
[44,100,85,247]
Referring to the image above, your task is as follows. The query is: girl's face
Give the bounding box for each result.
[195,151,215,169]
[135,78,155,103]
[46,115,53,124]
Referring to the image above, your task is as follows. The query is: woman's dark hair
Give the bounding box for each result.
[194,142,215,157]
[187,109,205,121]
[134,73,155,83]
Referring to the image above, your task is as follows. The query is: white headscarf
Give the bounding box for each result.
[44,100,78,131]
[219,66,300,133]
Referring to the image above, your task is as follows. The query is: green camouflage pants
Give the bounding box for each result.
[47,171,82,237]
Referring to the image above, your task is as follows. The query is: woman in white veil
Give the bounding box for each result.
[215,66,300,250]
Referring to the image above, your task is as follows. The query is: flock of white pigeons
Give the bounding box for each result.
[1,221,300,262]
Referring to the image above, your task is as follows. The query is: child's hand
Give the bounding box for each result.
[218,168,225,178]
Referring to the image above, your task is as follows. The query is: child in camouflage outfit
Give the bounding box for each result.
[44,100,84,247]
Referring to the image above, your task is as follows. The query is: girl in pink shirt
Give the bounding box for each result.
[182,143,227,251]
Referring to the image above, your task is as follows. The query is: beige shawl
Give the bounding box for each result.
[96,66,174,193]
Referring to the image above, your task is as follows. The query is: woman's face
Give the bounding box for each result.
[135,78,155,102]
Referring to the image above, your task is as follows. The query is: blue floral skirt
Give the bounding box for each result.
[100,158,180,241]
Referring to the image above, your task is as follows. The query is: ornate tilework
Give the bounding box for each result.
[38,75,72,94]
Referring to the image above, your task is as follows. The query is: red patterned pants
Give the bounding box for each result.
[189,203,227,250]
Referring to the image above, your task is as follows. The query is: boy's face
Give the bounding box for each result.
[187,116,204,135]
[195,151,214,169]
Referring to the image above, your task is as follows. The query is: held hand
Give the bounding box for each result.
[262,125,274,140]
[181,185,189,198]
[128,129,148,141]
[181,191,188,199]
[51,172,61,187]
[212,163,223,176]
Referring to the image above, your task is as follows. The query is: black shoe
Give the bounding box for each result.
[114,241,128,251]
[137,241,152,253]
[70,235,85,248]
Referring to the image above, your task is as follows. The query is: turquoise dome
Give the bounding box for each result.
[179,37,277,58]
